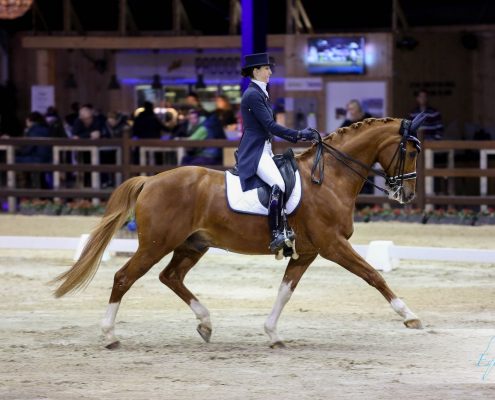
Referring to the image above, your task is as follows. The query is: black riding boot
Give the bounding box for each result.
[268,185,286,253]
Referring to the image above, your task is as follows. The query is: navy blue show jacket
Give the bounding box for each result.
[237,82,299,191]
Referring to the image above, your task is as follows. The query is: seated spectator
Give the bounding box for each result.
[340,99,372,128]
[408,89,444,140]
[132,101,167,139]
[181,109,222,165]
[72,104,109,139]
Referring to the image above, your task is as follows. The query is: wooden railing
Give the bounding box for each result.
[1,137,495,212]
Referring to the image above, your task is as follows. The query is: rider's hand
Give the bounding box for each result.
[297,127,315,142]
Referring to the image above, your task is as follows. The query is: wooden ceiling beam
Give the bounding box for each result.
[21,34,286,49]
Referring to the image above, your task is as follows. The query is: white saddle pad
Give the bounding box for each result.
[225,171,302,216]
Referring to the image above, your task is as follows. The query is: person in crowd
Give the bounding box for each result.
[237,52,315,253]
[45,106,67,137]
[15,112,53,188]
[181,108,221,165]
[339,99,374,192]
[408,89,444,140]
[132,101,167,139]
[64,101,80,134]
[16,111,52,163]
[214,94,237,129]
[185,92,208,117]
[70,104,110,186]
[340,99,373,128]
[105,111,130,138]
[171,105,194,138]
[410,89,446,194]
[72,104,109,139]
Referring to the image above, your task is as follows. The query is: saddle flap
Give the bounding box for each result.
[225,169,302,216]
[259,148,298,205]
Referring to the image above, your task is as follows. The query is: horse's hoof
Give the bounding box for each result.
[197,324,212,343]
[270,341,286,349]
[105,340,120,350]
[404,318,423,329]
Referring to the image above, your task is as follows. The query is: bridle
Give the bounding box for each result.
[309,120,422,200]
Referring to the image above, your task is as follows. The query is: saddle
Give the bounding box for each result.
[230,148,299,208]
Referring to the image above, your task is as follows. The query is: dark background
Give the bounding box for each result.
[1,0,495,35]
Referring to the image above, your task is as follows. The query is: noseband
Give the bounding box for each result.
[310,120,421,198]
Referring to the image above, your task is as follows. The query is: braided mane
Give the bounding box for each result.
[296,117,398,159]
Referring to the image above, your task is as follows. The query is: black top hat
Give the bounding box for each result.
[241,52,274,77]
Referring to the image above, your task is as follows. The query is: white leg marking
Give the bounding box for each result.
[390,298,418,321]
[101,302,120,343]
[264,281,293,344]
[190,299,211,329]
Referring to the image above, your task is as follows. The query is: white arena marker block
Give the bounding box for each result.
[73,234,111,262]
[365,240,399,272]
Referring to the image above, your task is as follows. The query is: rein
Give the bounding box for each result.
[309,121,421,197]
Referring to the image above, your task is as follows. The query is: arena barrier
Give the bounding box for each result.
[2,137,495,212]
[0,236,493,272]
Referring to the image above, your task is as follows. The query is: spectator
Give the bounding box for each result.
[340,99,374,193]
[72,104,109,139]
[64,101,80,134]
[16,112,53,188]
[214,94,237,129]
[132,101,167,139]
[106,111,130,138]
[340,99,372,128]
[16,112,52,163]
[185,92,208,117]
[408,89,444,140]
[45,106,67,137]
[181,109,222,165]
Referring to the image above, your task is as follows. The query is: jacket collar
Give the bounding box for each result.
[249,81,269,99]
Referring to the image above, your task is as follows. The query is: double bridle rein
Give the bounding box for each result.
[309,120,422,200]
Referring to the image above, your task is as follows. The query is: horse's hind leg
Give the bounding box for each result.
[101,244,173,348]
[158,235,211,342]
[322,239,422,329]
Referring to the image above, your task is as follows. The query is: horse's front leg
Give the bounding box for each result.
[321,238,422,329]
[264,253,317,348]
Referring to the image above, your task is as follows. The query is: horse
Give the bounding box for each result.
[52,115,425,349]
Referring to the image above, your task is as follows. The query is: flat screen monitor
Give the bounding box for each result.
[306,37,365,74]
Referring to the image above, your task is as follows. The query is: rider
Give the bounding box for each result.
[237,52,315,253]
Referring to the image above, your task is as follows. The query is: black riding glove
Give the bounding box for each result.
[297,127,315,142]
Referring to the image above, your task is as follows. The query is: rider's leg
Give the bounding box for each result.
[256,145,287,252]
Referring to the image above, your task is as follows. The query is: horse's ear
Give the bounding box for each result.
[410,112,428,133]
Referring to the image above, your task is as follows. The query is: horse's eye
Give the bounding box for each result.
[408,151,417,159]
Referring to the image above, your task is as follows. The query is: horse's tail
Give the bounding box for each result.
[51,176,148,298]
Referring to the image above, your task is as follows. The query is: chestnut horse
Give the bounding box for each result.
[53,116,425,349]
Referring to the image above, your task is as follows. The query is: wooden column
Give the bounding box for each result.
[35,49,56,85]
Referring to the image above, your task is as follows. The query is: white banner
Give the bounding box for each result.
[284,77,323,91]
[31,85,55,113]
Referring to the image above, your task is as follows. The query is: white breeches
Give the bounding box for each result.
[256,140,285,192]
